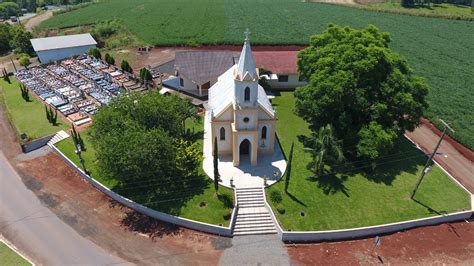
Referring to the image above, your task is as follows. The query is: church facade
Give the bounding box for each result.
[207,33,277,166]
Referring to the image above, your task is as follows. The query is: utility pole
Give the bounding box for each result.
[411,119,454,199]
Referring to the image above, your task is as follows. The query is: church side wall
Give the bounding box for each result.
[212,121,233,153]
[257,121,276,154]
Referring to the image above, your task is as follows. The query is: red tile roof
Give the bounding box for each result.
[253,51,299,75]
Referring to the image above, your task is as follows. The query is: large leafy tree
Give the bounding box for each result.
[11,28,35,56]
[89,91,201,199]
[296,24,428,160]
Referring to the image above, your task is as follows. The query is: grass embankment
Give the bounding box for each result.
[39,0,474,150]
[0,242,31,266]
[267,92,470,231]
[0,78,68,141]
[56,118,234,226]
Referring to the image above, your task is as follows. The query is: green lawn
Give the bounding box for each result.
[266,92,470,231]
[0,242,31,266]
[56,118,235,226]
[39,0,474,151]
[0,78,68,141]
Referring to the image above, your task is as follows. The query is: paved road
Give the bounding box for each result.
[0,151,129,265]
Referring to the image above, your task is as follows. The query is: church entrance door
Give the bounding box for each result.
[239,139,250,155]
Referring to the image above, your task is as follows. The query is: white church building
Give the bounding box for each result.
[207,33,277,167]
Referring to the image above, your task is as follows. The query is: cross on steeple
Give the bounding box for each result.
[244,29,251,41]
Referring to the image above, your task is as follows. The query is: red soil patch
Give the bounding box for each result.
[288,220,474,265]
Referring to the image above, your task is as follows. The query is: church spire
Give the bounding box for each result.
[235,29,258,81]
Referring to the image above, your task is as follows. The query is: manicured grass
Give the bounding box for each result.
[0,78,68,141]
[266,92,470,231]
[56,120,235,226]
[39,0,474,150]
[0,242,31,266]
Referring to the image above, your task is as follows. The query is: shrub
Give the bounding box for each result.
[185,39,200,47]
[217,193,234,208]
[223,212,232,221]
[277,206,285,214]
[269,190,282,203]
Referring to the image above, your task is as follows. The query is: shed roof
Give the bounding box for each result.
[30,33,97,52]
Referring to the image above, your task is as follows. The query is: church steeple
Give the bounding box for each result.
[235,29,258,81]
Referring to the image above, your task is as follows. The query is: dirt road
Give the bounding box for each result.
[24,11,53,32]
[406,123,474,193]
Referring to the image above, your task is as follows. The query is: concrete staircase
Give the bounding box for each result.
[47,130,70,147]
[233,187,277,236]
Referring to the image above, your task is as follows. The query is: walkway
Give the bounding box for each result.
[220,234,289,265]
[203,113,287,188]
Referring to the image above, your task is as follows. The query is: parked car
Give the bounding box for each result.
[10,16,18,22]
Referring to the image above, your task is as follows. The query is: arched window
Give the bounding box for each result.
[220,127,226,141]
[261,126,267,139]
[244,87,250,102]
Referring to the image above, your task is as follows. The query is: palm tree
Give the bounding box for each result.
[305,124,344,176]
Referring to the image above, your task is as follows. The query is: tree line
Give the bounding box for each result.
[0,23,35,56]
[401,0,472,7]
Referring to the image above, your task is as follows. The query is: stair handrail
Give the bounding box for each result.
[230,187,239,234]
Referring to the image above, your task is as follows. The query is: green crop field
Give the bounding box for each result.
[40,0,474,149]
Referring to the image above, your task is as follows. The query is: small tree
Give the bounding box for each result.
[304,124,344,176]
[3,69,11,83]
[121,60,133,74]
[51,107,58,125]
[45,106,58,125]
[19,83,29,101]
[71,124,86,151]
[88,48,101,59]
[401,0,411,7]
[45,105,51,122]
[140,67,153,89]
[284,142,294,193]
[18,54,31,69]
[104,53,115,65]
[213,136,219,194]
